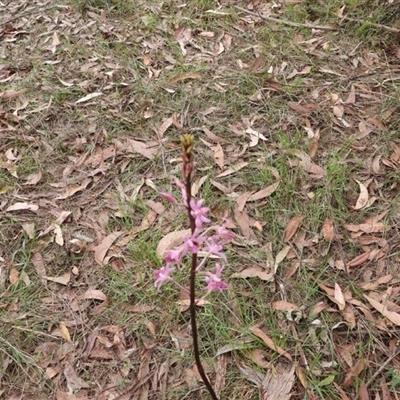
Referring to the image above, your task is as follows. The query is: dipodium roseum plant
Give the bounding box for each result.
[154,134,233,400]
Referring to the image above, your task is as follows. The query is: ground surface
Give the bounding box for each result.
[1,0,400,399]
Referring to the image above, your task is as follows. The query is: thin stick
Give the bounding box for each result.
[343,17,400,34]
[233,5,338,31]
[0,6,60,27]
[366,348,400,388]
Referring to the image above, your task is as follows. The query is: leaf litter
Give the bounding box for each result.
[1,0,400,399]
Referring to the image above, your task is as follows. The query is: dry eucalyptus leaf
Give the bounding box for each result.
[364,294,400,326]
[334,283,346,311]
[231,267,273,282]
[59,322,72,344]
[284,216,303,242]
[92,231,126,265]
[354,180,369,210]
[249,326,292,361]
[156,229,191,260]
[216,161,248,178]
[6,202,39,212]
[43,273,71,286]
[322,218,335,241]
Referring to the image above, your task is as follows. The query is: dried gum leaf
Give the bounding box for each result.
[249,326,292,361]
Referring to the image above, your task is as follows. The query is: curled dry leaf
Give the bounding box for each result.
[156,117,173,138]
[59,322,72,344]
[23,171,42,185]
[354,180,369,210]
[322,218,335,241]
[246,127,268,147]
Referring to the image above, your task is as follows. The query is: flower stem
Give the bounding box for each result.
[185,171,219,400]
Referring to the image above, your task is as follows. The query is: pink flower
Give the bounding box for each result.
[204,238,226,261]
[175,178,187,202]
[216,223,235,240]
[204,264,228,292]
[166,248,183,266]
[154,265,174,290]
[182,234,199,254]
[160,192,177,204]
[190,198,210,228]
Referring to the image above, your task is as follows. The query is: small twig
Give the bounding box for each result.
[343,17,400,34]
[0,5,60,27]
[233,5,338,31]
[366,348,400,388]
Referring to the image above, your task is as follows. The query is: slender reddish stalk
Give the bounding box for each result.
[185,168,219,400]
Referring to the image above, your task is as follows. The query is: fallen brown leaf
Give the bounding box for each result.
[92,231,126,265]
[9,267,19,285]
[272,301,300,312]
[364,294,400,325]
[64,362,90,392]
[247,181,280,202]
[213,142,224,169]
[216,161,248,177]
[55,178,91,200]
[6,202,39,212]
[249,326,292,361]
[169,72,201,85]
[354,180,369,210]
[231,266,274,282]
[261,362,295,400]
[80,289,107,302]
[43,273,71,286]
[284,215,303,242]
[322,218,335,241]
[347,251,371,267]
[156,229,191,260]
[334,283,346,311]
[359,382,370,400]
[59,322,72,344]
[343,359,367,387]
